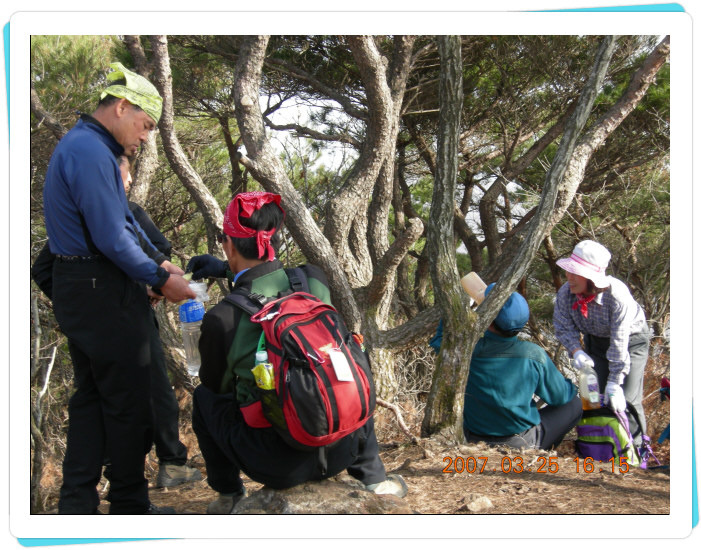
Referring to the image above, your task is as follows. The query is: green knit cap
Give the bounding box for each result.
[100,62,163,124]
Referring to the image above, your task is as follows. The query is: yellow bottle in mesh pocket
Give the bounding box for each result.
[252,350,275,390]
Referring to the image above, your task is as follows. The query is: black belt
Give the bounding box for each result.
[55,254,105,263]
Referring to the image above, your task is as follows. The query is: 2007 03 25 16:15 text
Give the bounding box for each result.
[442,456,630,474]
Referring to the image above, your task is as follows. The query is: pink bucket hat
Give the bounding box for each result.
[556,240,611,288]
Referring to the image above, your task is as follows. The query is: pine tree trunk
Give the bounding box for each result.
[370,348,399,401]
[421,36,472,439]
[422,36,619,439]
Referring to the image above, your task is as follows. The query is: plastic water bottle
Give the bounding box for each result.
[188,281,209,302]
[251,348,275,390]
[179,300,205,376]
[578,364,600,410]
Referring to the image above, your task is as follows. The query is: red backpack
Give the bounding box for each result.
[223,267,376,451]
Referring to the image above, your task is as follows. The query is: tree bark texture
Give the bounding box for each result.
[129,132,159,206]
[421,36,474,440]
[30,293,54,513]
[154,302,195,391]
[551,36,671,225]
[232,36,363,331]
[149,35,225,249]
[421,36,633,440]
[324,36,404,287]
[233,35,426,401]
[342,36,420,400]
[148,35,229,380]
[478,175,506,262]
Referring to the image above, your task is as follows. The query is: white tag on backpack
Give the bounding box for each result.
[328,349,354,382]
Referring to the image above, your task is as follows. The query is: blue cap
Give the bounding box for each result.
[484,283,530,332]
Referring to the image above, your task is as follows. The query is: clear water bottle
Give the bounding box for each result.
[179,300,206,376]
[251,348,275,390]
[578,364,600,410]
[189,281,209,302]
[251,333,275,390]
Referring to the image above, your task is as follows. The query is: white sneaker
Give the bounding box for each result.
[365,474,408,498]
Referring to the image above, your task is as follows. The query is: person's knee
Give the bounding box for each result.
[565,393,581,409]
[566,395,583,423]
[548,395,582,432]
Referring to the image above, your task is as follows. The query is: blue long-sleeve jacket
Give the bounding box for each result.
[43,115,168,288]
[463,331,578,436]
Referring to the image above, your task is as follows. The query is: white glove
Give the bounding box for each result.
[573,350,595,370]
[604,382,626,412]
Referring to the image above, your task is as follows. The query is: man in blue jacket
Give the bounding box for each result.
[33,155,201,491]
[462,284,581,450]
[42,63,194,514]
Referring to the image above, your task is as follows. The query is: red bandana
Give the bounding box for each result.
[572,294,597,318]
[223,192,284,259]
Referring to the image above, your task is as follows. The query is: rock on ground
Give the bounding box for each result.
[232,477,415,514]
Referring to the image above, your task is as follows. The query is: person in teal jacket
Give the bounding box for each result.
[432,283,581,450]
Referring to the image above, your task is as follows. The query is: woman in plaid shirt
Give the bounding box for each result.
[553,240,650,445]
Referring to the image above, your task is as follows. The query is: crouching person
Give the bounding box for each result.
[462,284,582,450]
[190,191,407,514]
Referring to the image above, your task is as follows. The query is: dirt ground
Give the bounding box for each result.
[42,352,671,516]
[41,414,670,516]
[134,431,669,516]
[137,384,671,516]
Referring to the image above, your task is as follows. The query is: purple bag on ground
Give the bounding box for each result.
[575,405,660,469]
[575,407,640,467]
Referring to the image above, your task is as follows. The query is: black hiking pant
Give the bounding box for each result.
[464,394,582,450]
[192,385,386,493]
[103,309,188,479]
[53,258,153,514]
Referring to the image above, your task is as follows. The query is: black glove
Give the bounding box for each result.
[186,254,228,280]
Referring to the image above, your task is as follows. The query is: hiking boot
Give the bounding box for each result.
[146,503,176,514]
[206,487,248,514]
[155,463,203,488]
[365,474,408,498]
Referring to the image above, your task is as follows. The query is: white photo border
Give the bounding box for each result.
[7,7,693,543]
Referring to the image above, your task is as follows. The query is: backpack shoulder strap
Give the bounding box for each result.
[285,266,310,293]
[222,290,268,316]
[223,265,310,315]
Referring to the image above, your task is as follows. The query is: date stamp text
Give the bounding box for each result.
[442,455,629,474]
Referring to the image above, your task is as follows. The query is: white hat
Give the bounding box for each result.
[556,240,611,288]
